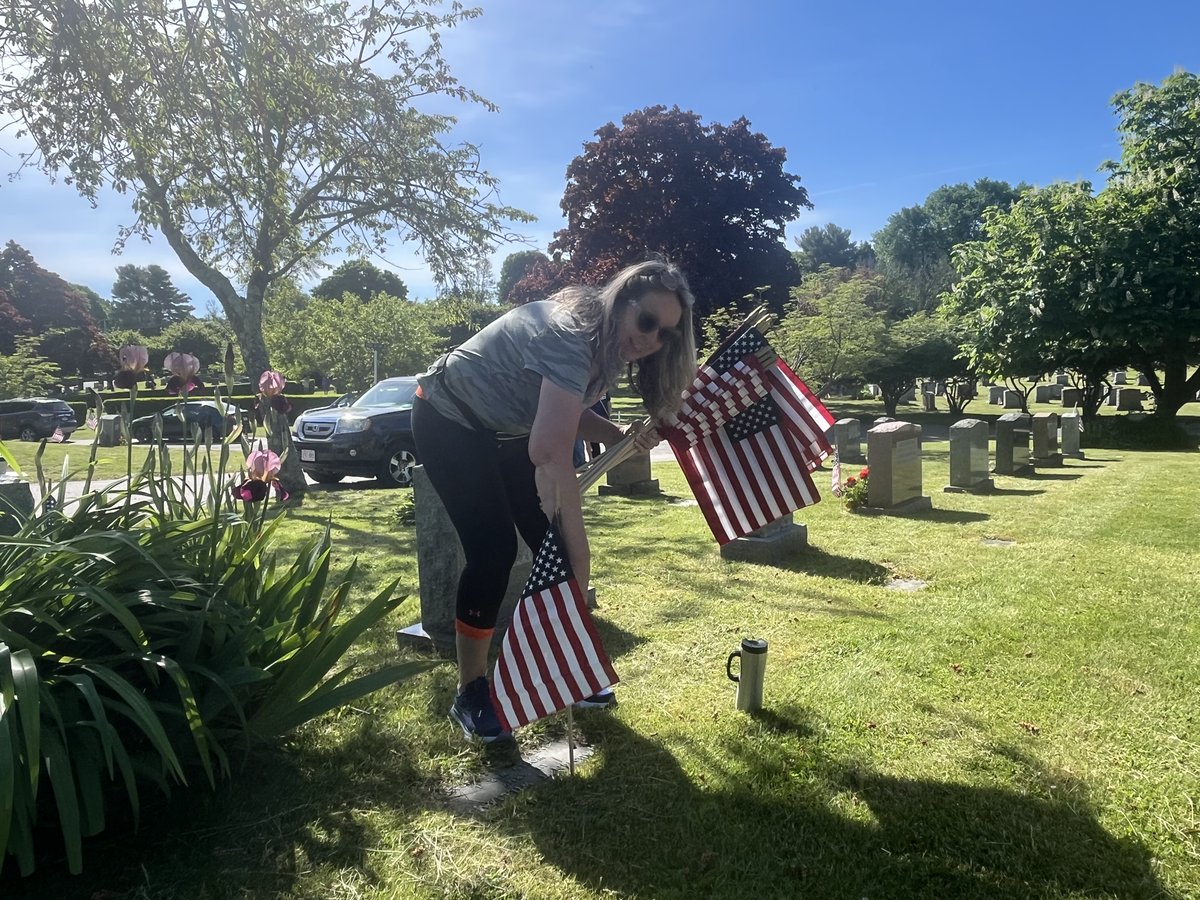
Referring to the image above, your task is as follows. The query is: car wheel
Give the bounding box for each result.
[309,470,345,484]
[133,427,153,443]
[19,426,38,441]
[378,448,417,488]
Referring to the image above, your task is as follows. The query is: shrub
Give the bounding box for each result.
[1081,416,1196,451]
[0,407,436,876]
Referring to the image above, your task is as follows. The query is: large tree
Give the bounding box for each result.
[773,268,888,395]
[497,249,549,305]
[0,241,107,375]
[1,0,528,495]
[792,224,870,274]
[549,106,811,317]
[946,182,1122,421]
[947,72,1200,420]
[874,179,1027,311]
[108,263,193,334]
[1097,71,1200,416]
[311,258,409,303]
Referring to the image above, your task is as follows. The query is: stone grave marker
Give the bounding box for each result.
[944,418,993,493]
[0,473,35,537]
[832,418,863,462]
[1056,373,1070,386]
[719,513,808,563]
[1002,390,1023,409]
[398,465,537,656]
[1060,411,1083,459]
[1113,371,1127,385]
[97,414,123,447]
[1116,388,1144,411]
[866,421,931,512]
[988,386,1005,405]
[994,413,1032,475]
[1060,387,1081,408]
[1030,412,1062,467]
[922,391,936,412]
[597,449,659,496]
[898,386,916,404]
[1137,373,1149,387]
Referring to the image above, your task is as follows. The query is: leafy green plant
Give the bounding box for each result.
[1081,415,1195,451]
[0,376,438,877]
[393,492,416,527]
[834,465,871,510]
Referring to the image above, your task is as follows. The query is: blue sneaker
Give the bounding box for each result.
[574,687,617,710]
[450,676,510,742]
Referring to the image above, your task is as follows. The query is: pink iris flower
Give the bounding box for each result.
[164,351,203,395]
[259,371,286,396]
[115,344,150,388]
[119,344,150,371]
[233,448,289,502]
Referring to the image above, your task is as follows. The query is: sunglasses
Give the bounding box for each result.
[632,298,681,343]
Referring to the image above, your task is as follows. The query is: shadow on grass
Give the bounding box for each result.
[989,487,1045,497]
[1023,471,1083,482]
[0,718,425,900]
[507,718,1167,900]
[773,546,890,584]
[861,507,991,524]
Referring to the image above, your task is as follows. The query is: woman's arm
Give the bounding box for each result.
[528,378,590,589]
[576,407,625,445]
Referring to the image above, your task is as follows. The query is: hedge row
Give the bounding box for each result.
[65,394,343,427]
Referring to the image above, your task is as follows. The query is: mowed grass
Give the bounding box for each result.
[1,428,250,482]
[4,432,1199,898]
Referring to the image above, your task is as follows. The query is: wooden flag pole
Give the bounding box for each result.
[566,703,576,775]
[575,417,650,494]
[549,488,578,777]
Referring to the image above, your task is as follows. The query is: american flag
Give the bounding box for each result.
[664,326,835,545]
[490,524,618,732]
[50,427,66,443]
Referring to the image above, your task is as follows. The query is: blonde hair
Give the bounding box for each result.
[553,259,697,419]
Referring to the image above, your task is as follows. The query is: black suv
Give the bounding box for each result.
[292,377,419,487]
[0,398,78,441]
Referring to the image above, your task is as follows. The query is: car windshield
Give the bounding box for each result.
[353,381,417,409]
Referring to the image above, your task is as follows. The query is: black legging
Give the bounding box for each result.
[411,396,549,632]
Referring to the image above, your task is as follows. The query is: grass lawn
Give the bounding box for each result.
[3,415,1199,898]
[1,428,250,483]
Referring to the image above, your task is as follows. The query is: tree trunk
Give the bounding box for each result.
[880,379,912,418]
[1080,373,1108,423]
[944,376,975,416]
[1146,353,1200,419]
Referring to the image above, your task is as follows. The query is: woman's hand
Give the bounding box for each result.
[625,420,663,452]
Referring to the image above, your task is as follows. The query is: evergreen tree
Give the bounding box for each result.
[109,264,193,334]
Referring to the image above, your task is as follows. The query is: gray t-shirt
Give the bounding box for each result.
[418,300,605,434]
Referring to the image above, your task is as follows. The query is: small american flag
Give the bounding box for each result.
[50,427,66,443]
[664,326,835,544]
[490,524,617,732]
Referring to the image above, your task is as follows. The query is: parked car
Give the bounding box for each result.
[0,398,78,441]
[292,377,419,487]
[130,400,245,442]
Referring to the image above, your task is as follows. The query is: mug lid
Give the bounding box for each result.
[741,638,768,653]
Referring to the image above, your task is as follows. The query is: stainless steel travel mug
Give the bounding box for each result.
[726,638,768,711]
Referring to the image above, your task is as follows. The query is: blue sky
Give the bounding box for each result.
[2,0,1198,310]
